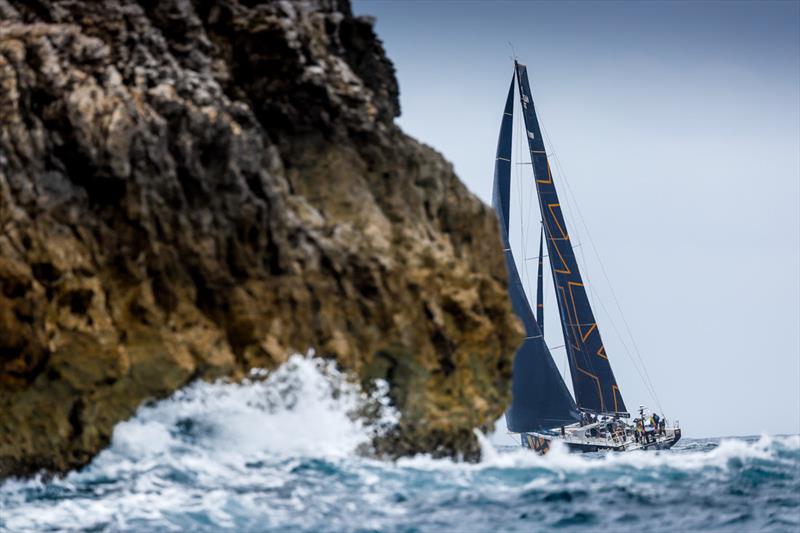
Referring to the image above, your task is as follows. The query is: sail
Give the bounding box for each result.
[536,226,544,332]
[493,74,580,432]
[514,62,628,415]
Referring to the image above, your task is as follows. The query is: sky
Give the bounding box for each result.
[353,0,800,438]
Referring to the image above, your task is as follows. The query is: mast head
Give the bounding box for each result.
[508,41,517,63]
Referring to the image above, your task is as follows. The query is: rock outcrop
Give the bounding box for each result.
[0,0,520,477]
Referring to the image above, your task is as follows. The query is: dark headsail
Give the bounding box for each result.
[514,62,628,415]
[493,75,580,432]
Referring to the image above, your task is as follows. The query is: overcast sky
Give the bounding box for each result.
[353,0,800,438]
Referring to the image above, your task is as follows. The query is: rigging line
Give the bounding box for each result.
[575,217,597,310]
[585,280,661,410]
[537,112,664,415]
[514,91,528,290]
[543,198,605,388]
[527,243,582,261]
[522,92,540,269]
[542,211,570,390]
[555,149,664,415]
[525,85,585,397]
[572,217,662,410]
[534,101,656,409]
[541,134,598,314]
[556,345,570,398]
[520,137,542,284]
[523,143,540,300]
[537,119,610,341]
[541,220,548,317]
[515,90,537,302]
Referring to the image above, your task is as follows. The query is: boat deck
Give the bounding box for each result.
[512,422,682,454]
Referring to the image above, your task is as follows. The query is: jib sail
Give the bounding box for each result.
[514,62,627,415]
[493,74,581,432]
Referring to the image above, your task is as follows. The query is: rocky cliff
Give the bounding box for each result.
[0,0,520,477]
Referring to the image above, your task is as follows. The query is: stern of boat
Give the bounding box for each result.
[639,424,681,451]
[664,426,681,449]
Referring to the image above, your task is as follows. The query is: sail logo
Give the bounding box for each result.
[526,434,551,455]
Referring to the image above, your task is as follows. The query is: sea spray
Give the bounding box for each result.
[111,353,400,461]
[1,355,798,532]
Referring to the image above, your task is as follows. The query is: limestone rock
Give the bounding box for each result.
[0,0,521,477]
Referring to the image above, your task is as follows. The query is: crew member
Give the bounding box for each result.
[639,417,649,443]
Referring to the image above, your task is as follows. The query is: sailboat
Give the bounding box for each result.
[493,61,681,453]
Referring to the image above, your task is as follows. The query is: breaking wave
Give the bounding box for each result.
[1,354,798,532]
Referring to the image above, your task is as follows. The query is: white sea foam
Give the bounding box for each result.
[106,353,398,462]
[397,431,798,474]
[0,353,399,532]
[1,354,796,532]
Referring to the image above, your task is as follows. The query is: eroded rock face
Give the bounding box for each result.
[0,0,520,477]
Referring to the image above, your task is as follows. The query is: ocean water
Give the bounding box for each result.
[1,355,798,532]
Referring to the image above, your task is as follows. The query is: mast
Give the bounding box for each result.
[492,73,580,432]
[514,61,628,415]
[536,225,544,333]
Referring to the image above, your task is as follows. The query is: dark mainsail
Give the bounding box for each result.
[514,62,628,415]
[493,75,580,432]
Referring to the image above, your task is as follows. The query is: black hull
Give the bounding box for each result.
[522,429,681,454]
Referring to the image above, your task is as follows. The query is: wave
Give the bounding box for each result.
[0,354,398,532]
[392,431,799,475]
[1,354,797,532]
[386,424,799,475]
[486,431,799,470]
[107,353,398,463]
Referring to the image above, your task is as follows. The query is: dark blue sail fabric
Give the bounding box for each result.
[493,75,581,433]
[514,62,627,415]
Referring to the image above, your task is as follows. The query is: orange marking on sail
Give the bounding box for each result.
[547,233,571,274]
[536,160,553,184]
[597,345,609,361]
[567,282,584,342]
[558,284,604,412]
[548,203,570,241]
[566,281,594,343]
